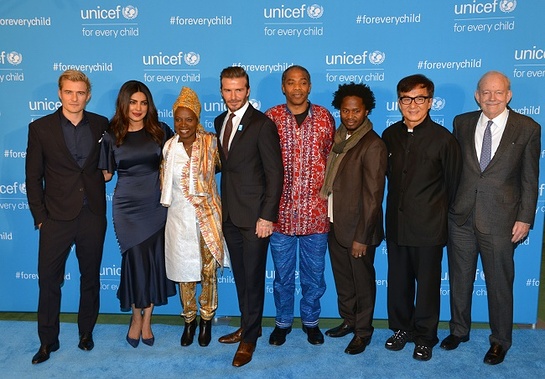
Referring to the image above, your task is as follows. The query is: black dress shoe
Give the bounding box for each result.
[302,325,324,345]
[344,335,371,355]
[385,330,412,351]
[198,318,212,347]
[483,342,506,365]
[269,326,292,346]
[440,334,469,350]
[413,344,432,361]
[78,332,94,351]
[32,341,59,364]
[325,322,354,338]
[181,318,197,346]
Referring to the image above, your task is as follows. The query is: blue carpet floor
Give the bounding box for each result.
[2,321,544,378]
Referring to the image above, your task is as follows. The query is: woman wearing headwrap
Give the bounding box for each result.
[161,87,229,347]
[99,80,176,348]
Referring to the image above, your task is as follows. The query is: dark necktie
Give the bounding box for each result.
[480,120,493,171]
[222,113,235,158]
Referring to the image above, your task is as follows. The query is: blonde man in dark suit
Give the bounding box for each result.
[26,70,108,364]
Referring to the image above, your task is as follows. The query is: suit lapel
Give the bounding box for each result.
[53,109,98,169]
[229,105,253,152]
[82,115,103,169]
[216,104,255,163]
[464,113,481,172]
[51,109,79,166]
[486,112,517,170]
[215,111,229,162]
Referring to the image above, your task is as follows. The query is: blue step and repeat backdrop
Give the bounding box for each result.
[1,0,544,323]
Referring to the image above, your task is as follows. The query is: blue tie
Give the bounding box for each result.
[480,120,493,171]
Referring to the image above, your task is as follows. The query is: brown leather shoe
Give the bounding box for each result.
[218,327,243,344]
[232,341,255,367]
[218,327,262,344]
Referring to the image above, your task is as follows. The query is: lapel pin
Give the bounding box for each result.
[237,124,243,131]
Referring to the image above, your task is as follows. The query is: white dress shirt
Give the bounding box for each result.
[475,107,509,161]
[220,101,249,151]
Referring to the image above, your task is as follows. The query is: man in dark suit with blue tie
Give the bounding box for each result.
[441,71,541,365]
[26,70,108,364]
[214,66,283,367]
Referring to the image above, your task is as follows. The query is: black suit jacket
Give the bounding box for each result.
[25,108,108,226]
[450,110,540,234]
[214,104,283,228]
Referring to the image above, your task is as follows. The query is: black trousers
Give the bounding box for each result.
[222,217,269,344]
[37,206,106,345]
[328,223,376,338]
[386,241,442,347]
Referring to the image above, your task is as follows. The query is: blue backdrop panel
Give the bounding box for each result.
[0,0,543,324]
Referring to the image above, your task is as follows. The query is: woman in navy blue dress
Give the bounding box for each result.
[99,80,176,347]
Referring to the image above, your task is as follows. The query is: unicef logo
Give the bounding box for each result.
[184,52,200,66]
[307,4,324,19]
[19,182,26,194]
[432,97,446,111]
[499,0,517,13]
[249,99,261,111]
[369,50,385,65]
[7,51,23,65]
[122,5,138,20]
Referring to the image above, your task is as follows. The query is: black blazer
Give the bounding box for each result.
[25,108,108,225]
[214,104,283,228]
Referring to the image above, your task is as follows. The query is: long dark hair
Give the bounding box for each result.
[110,80,164,146]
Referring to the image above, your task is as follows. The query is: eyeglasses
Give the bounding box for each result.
[398,96,431,105]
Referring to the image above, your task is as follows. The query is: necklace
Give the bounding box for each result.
[183,143,192,156]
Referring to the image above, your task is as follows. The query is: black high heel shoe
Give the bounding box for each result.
[126,317,139,348]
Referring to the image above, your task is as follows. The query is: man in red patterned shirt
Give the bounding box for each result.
[265,65,335,346]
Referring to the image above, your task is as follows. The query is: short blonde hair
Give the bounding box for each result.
[58,70,91,92]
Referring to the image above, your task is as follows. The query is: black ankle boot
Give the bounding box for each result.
[198,318,212,347]
[180,319,197,346]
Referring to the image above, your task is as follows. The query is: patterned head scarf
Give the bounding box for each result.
[172,86,203,131]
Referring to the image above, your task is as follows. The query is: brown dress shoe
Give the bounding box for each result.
[232,341,255,367]
[218,327,243,344]
[218,327,262,344]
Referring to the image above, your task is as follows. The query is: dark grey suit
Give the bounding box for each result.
[447,109,540,350]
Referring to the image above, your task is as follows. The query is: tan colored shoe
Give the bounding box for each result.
[218,327,243,344]
[232,341,255,367]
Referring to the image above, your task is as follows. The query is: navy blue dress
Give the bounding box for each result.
[99,122,176,311]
